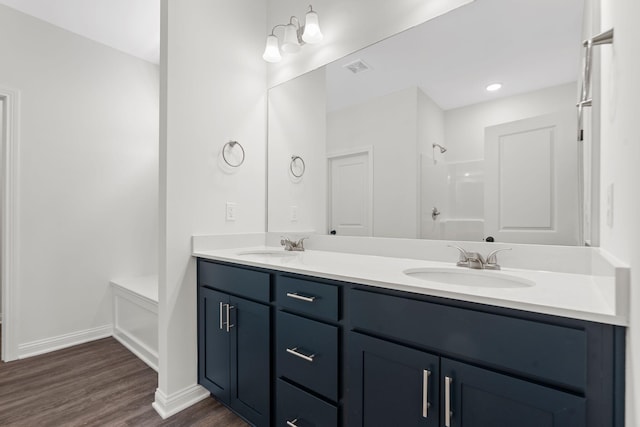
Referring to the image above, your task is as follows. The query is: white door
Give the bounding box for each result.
[484,111,578,245]
[329,151,372,236]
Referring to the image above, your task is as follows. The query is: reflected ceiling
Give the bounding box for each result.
[327,0,583,111]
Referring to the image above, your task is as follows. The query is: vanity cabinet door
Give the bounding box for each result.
[229,297,271,426]
[348,332,440,427]
[229,295,270,426]
[198,286,270,426]
[441,358,586,427]
[198,287,231,403]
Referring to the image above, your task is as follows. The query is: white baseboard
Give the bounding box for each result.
[113,329,158,371]
[152,384,210,419]
[18,324,113,359]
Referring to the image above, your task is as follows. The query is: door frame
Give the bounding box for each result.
[326,146,374,236]
[0,86,21,362]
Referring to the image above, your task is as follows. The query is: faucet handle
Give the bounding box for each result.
[280,236,294,250]
[448,245,470,267]
[485,248,512,270]
[296,237,308,250]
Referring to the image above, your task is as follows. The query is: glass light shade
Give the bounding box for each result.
[302,10,323,44]
[281,23,301,53]
[262,35,282,63]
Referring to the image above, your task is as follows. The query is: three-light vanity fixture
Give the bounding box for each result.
[263,5,323,63]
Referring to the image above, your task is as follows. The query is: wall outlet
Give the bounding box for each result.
[290,205,298,222]
[226,202,237,221]
[606,183,614,228]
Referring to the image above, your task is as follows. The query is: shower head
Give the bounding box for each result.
[432,143,447,154]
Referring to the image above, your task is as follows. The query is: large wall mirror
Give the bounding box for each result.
[268,0,598,246]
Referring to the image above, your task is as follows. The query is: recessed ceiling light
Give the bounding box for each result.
[486,83,502,92]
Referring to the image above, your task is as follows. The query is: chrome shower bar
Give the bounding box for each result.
[577,28,614,141]
[589,28,614,46]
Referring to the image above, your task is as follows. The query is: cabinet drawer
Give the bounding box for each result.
[350,289,587,392]
[277,379,338,427]
[276,276,339,322]
[198,260,270,302]
[276,311,339,401]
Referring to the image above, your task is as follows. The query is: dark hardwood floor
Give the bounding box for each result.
[0,330,248,426]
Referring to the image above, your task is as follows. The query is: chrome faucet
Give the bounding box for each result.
[484,248,512,270]
[281,236,307,251]
[448,245,511,270]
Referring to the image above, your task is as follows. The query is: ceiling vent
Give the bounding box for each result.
[343,59,372,74]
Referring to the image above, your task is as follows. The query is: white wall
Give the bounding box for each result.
[266,0,474,87]
[0,5,158,353]
[598,1,640,425]
[327,87,419,238]
[444,83,577,163]
[268,68,326,234]
[417,88,445,158]
[158,0,267,416]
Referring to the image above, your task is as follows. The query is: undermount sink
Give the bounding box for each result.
[403,267,534,289]
[236,249,300,258]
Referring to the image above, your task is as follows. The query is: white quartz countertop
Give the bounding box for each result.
[193,246,628,326]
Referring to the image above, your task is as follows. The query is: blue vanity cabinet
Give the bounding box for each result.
[440,358,585,427]
[347,287,623,427]
[198,287,231,400]
[196,259,623,427]
[348,332,440,427]
[274,275,342,426]
[197,260,271,427]
[348,334,585,427]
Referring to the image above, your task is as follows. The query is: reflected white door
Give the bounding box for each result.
[329,151,372,236]
[484,111,578,245]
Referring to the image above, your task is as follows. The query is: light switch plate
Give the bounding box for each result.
[226,202,237,221]
[290,205,298,222]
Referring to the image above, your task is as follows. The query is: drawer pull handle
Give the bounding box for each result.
[286,419,298,427]
[422,369,431,418]
[225,304,235,332]
[445,376,453,427]
[286,347,315,362]
[219,302,224,330]
[286,292,316,302]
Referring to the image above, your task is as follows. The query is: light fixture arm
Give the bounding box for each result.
[287,16,306,45]
[263,4,323,63]
[269,24,287,37]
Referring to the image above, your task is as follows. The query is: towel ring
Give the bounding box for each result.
[290,155,306,178]
[222,141,245,168]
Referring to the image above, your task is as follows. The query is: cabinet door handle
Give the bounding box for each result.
[219,302,224,330]
[286,347,315,362]
[422,369,431,418]
[286,292,316,302]
[286,419,298,427]
[445,376,453,427]
[225,304,235,332]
